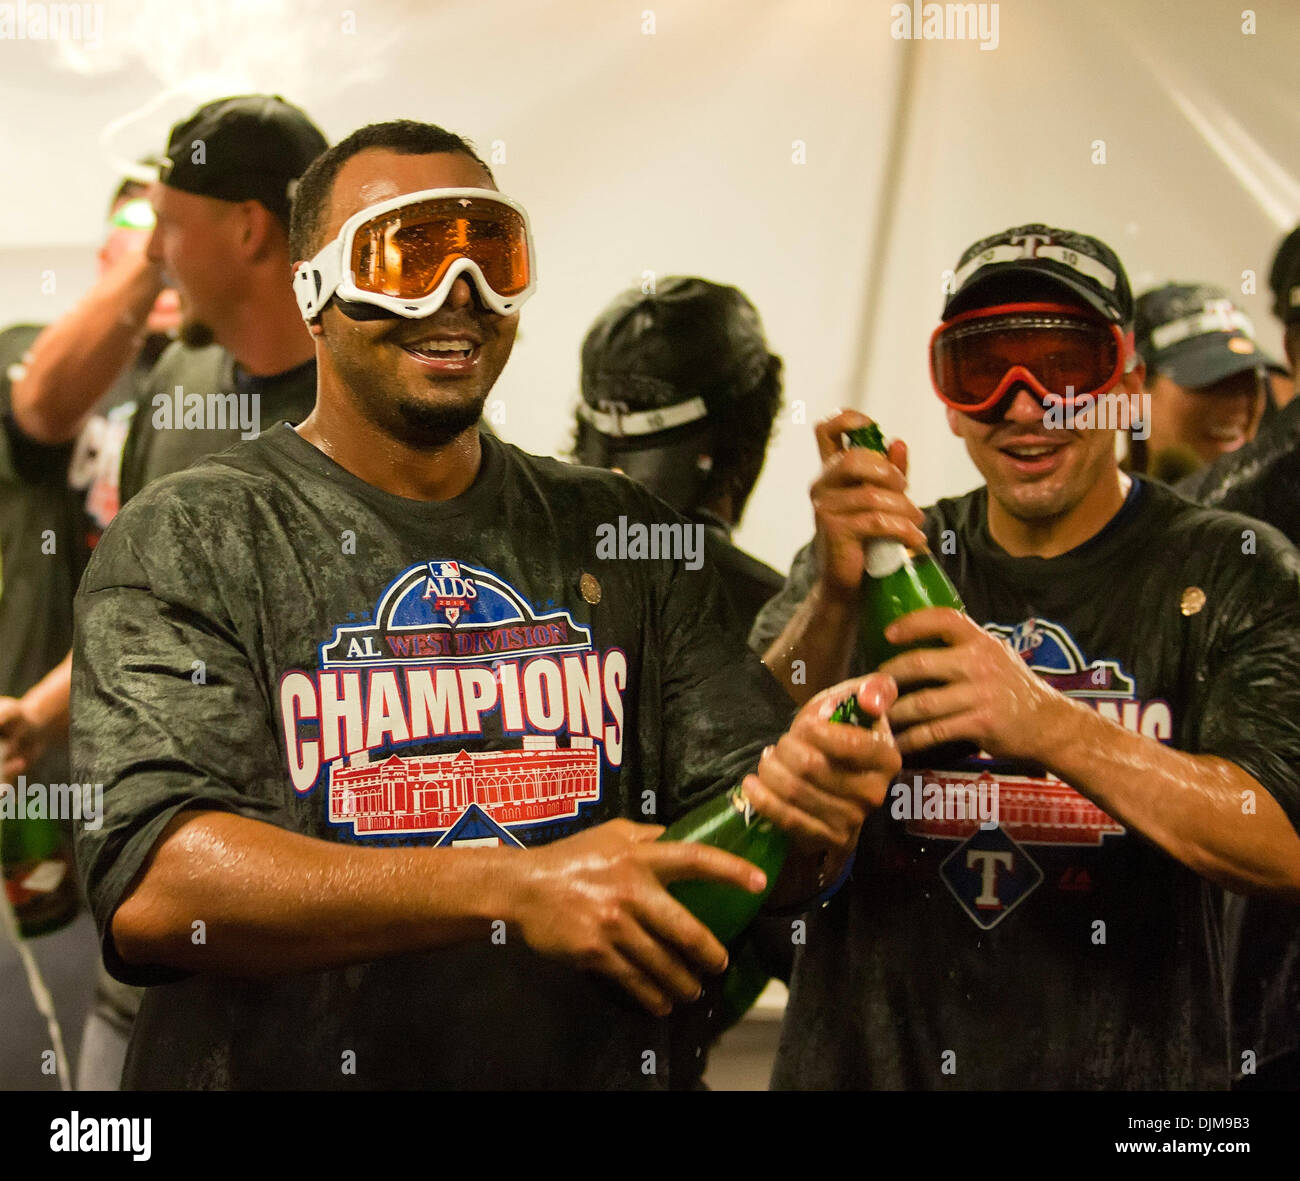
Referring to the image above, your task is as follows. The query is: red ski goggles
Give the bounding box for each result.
[930,303,1132,419]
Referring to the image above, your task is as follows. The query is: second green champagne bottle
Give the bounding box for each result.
[656,694,873,946]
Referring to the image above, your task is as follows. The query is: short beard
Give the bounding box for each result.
[178,318,216,349]
[378,388,490,449]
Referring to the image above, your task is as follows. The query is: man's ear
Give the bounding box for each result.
[238,200,281,260]
[945,406,963,437]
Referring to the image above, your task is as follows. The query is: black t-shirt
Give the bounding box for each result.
[118,342,317,505]
[692,514,785,634]
[1176,409,1300,1079]
[751,477,1300,1089]
[72,425,794,1090]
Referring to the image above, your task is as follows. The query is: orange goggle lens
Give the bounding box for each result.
[349,197,531,301]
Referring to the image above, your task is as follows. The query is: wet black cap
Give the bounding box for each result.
[1135,283,1282,388]
[943,223,1133,326]
[1268,226,1300,325]
[579,277,771,435]
[158,95,327,227]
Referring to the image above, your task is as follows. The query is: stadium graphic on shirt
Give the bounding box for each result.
[279,561,628,845]
[908,617,1173,929]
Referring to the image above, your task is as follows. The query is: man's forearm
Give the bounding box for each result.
[762,580,860,706]
[23,651,71,735]
[111,810,522,976]
[12,253,164,444]
[1039,699,1300,898]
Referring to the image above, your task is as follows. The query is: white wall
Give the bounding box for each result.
[2,0,1296,570]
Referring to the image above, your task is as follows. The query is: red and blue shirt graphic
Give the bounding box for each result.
[279,560,626,845]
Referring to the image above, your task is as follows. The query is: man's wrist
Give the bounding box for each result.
[475,846,528,933]
[1025,691,1094,772]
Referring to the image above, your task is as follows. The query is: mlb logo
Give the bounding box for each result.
[436,561,461,579]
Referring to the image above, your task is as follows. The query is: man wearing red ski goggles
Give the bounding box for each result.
[930,300,1134,422]
[924,226,1144,534]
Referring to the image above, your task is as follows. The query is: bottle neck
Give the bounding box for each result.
[863,536,910,579]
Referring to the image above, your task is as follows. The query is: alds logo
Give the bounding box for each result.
[422,560,477,623]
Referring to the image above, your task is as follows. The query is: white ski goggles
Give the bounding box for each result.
[293,187,536,321]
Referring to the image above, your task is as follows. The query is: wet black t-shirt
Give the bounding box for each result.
[72,425,794,1090]
[752,477,1300,1089]
[694,518,785,635]
[1177,414,1300,1080]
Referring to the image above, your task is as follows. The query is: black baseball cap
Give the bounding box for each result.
[158,95,327,226]
[1135,283,1282,388]
[579,277,772,439]
[1268,226,1300,325]
[943,223,1133,326]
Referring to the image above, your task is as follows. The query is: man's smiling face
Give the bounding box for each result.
[944,295,1140,523]
[311,148,519,447]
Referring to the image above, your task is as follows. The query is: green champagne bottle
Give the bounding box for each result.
[846,423,965,669]
[657,694,871,947]
[1,811,80,938]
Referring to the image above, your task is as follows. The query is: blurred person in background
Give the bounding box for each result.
[3,93,326,1090]
[1180,234,1300,538]
[1,171,178,1092]
[1126,284,1283,482]
[573,277,785,631]
[1173,231,1300,1092]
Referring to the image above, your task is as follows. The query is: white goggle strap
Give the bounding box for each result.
[577,396,709,438]
[294,237,343,322]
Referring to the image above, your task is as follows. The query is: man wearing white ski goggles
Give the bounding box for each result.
[293,187,536,321]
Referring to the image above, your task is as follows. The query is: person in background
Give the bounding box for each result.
[1266,225,1300,411]
[1127,283,1285,482]
[1172,231,1300,1092]
[4,94,326,1090]
[573,277,785,631]
[0,173,179,1092]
